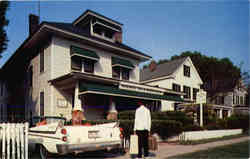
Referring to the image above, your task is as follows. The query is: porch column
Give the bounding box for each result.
[107,97,118,120]
[200,103,203,127]
[219,109,223,119]
[72,81,85,122]
[228,110,231,117]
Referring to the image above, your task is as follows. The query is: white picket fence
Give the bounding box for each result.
[0,123,29,159]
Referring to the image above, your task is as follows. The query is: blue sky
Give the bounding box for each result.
[0,1,249,73]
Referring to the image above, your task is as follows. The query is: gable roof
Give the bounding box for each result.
[44,22,151,59]
[72,9,123,27]
[140,57,187,82]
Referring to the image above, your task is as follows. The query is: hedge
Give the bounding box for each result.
[118,111,193,125]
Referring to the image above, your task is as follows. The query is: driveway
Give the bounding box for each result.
[30,136,249,159]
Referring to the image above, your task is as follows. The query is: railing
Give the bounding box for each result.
[0,122,29,159]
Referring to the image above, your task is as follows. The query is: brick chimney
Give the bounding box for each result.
[149,60,157,72]
[113,32,122,43]
[29,14,39,35]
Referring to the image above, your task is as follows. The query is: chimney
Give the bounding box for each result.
[29,14,39,35]
[114,32,122,43]
[149,60,157,72]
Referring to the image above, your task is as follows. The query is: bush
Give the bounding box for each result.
[226,114,249,132]
[183,124,204,131]
[118,111,193,126]
[119,119,183,139]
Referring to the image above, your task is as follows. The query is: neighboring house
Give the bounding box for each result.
[207,79,248,116]
[140,57,206,111]
[1,10,183,121]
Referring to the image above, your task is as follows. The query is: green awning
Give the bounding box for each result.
[79,83,184,102]
[112,57,134,69]
[71,46,99,61]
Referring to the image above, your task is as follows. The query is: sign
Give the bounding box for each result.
[196,91,206,104]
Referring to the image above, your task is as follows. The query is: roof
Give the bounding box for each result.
[140,57,187,82]
[79,82,184,102]
[72,9,123,26]
[43,22,151,59]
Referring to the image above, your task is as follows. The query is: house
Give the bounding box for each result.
[140,57,206,111]
[1,10,184,121]
[207,79,248,116]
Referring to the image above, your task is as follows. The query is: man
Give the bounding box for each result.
[134,101,151,159]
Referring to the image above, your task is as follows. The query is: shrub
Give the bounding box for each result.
[118,111,193,126]
[183,124,204,131]
[226,114,249,132]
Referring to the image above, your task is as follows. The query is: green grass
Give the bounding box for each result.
[179,134,248,145]
[168,141,250,159]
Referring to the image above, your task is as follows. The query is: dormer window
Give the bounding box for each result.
[91,19,122,43]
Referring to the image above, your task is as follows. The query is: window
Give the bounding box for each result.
[240,96,244,105]
[233,95,235,104]
[172,83,181,92]
[40,48,44,73]
[40,91,44,116]
[183,86,191,99]
[28,66,33,87]
[82,59,94,73]
[0,83,3,97]
[184,65,190,77]
[236,96,239,105]
[121,68,130,80]
[193,88,199,100]
[112,67,120,79]
[215,96,224,105]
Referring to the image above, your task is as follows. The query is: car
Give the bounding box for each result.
[28,116,124,159]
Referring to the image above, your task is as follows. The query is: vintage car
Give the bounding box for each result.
[29,116,124,159]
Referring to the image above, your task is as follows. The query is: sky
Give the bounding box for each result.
[0,1,249,73]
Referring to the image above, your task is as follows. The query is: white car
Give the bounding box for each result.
[29,116,124,159]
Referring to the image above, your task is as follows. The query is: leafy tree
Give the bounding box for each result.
[0,1,9,58]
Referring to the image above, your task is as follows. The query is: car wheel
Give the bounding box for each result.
[39,145,48,159]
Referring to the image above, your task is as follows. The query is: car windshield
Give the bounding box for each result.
[31,116,66,127]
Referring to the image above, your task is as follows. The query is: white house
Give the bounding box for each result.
[140,57,206,111]
[1,10,184,121]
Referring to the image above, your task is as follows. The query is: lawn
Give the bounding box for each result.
[168,141,250,159]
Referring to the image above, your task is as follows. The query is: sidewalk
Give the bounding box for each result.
[112,136,250,159]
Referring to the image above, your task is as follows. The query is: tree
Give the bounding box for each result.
[143,51,243,100]
[0,1,9,58]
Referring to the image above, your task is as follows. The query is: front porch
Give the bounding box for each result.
[49,72,183,120]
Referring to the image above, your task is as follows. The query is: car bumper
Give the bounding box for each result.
[56,140,122,154]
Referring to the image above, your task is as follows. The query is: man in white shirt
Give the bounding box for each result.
[134,101,151,159]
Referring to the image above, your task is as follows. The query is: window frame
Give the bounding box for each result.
[112,67,121,79]
[121,68,130,81]
[82,59,94,73]
[183,85,191,99]
[40,48,44,73]
[172,83,181,92]
[193,88,199,100]
[183,65,190,77]
[40,91,44,116]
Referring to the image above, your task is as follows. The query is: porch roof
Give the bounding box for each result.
[79,83,184,102]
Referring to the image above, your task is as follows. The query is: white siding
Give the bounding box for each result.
[52,36,140,82]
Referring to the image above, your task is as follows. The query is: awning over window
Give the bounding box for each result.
[79,83,184,102]
[112,57,134,69]
[71,46,99,61]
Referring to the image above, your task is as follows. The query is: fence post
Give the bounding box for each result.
[16,124,20,159]
[20,124,24,159]
[7,123,10,159]
[11,124,16,159]
[2,123,6,159]
[25,122,28,159]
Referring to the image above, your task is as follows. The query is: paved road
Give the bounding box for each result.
[30,136,249,159]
